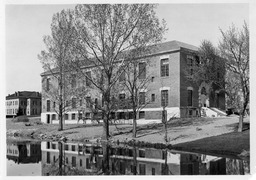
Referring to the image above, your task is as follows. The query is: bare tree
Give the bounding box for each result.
[118,47,156,138]
[38,9,79,131]
[219,22,249,132]
[71,4,166,140]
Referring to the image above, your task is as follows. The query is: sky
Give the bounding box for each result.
[4,3,249,96]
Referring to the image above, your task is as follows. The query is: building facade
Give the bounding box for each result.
[6,91,42,117]
[41,40,225,124]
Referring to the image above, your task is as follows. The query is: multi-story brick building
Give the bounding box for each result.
[40,40,225,124]
[6,91,42,117]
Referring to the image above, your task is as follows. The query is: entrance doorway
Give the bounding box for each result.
[47,114,50,124]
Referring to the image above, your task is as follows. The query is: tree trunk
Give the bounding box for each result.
[238,115,243,132]
[132,110,137,138]
[238,101,248,132]
[162,109,167,143]
[133,146,137,175]
[58,142,63,175]
[102,113,109,140]
[58,103,63,131]
[102,142,110,174]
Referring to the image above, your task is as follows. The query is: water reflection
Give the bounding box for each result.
[7,139,41,164]
[6,139,249,176]
[41,141,250,176]
[6,139,42,176]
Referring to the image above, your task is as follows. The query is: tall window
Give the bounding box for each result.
[86,97,91,108]
[95,98,98,107]
[46,78,50,91]
[86,71,91,86]
[187,55,194,75]
[161,90,168,107]
[139,92,145,105]
[161,59,169,77]
[80,99,82,106]
[72,98,76,109]
[187,90,193,106]
[139,62,146,79]
[151,94,155,102]
[46,100,50,112]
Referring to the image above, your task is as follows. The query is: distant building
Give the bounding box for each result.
[41,40,225,124]
[6,91,42,117]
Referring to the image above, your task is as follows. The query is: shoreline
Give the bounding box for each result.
[6,116,250,158]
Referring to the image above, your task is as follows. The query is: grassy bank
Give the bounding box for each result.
[173,129,249,158]
[6,116,250,156]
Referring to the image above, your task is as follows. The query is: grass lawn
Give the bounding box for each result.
[173,129,249,157]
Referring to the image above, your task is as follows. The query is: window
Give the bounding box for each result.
[139,92,145,105]
[53,102,56,109]
[161,59,169,77]
[72,98,76,109]
[86,71,91,86]
[46,100,50,112]
[66,157,68,163]
[139,62,146,79]
[95,98,98,107]
[187,90,193,106]
[151,94,155,102]
[80,159,83,167]
[52,114,56,120]
[86,97,91,108]
[152,168,156,175]
[139,150,145,157]
[72,113,76,120]
[119,71,126,82]
[52,144,56,149]
[72,145,76,151]
[161,90,168,107]
[46,152,50,164]
[64,144,69,151]
[46,78,50,91]
[65,114,69,120]
[72,156,76,167]
[46,142,50,149]
[119,93,125,101]
[86,158,91,169]
[139,164,146,175]
[139,111,145,119]
[80,99,82,106]
[187,55,194,75]
[66,100,69,107]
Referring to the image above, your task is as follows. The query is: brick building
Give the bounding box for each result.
[6,91,42,117]
[40,40,225,124]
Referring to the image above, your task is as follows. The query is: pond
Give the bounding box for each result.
[6,139,250,176]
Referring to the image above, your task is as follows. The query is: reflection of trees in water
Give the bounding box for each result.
[43,141,250,176]
[226,158,249,175]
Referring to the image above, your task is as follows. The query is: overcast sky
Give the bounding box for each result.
[5,3,249,95]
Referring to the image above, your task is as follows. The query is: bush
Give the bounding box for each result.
[12,115,29,122]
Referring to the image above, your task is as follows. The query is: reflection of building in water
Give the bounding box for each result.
[41,142,248,175]
[6,141,41,164]
[41,141,181,175]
